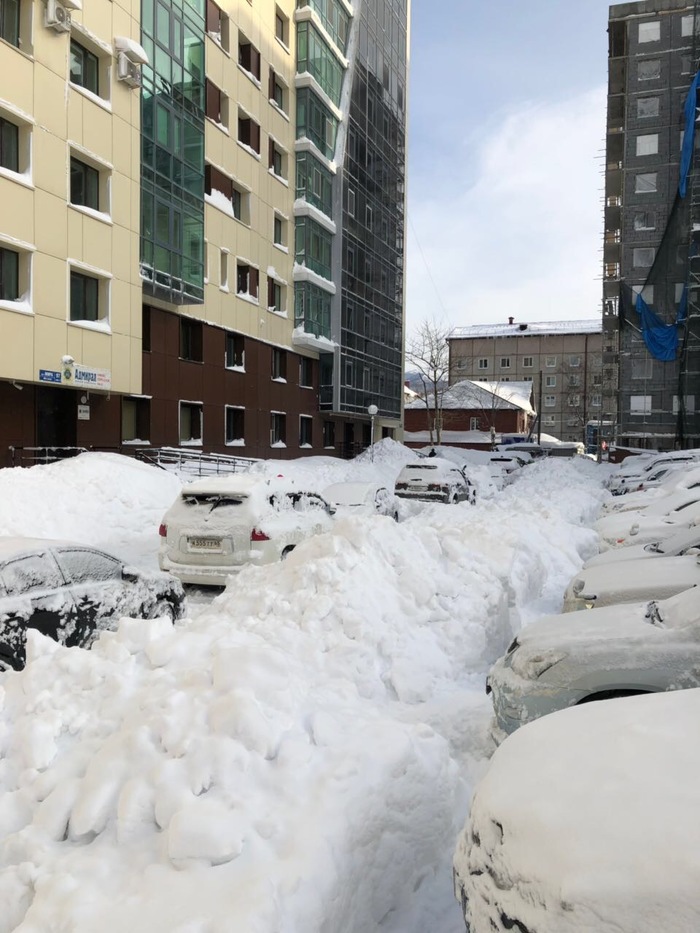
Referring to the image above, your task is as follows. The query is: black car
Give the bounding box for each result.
[0,538,186,670]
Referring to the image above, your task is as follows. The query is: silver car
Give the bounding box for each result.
[487,585,700,738]
[322,481,400,520]
[562,552,700,610]
[583,525,700,568]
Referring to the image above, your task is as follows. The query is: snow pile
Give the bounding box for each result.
[0,452,607,932]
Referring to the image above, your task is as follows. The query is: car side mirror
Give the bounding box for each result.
[122,566,140,583]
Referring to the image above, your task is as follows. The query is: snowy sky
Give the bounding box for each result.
[405,0,613,333]
[0,448,611,932]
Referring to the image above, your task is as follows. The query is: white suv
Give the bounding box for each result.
[158,476,334,586]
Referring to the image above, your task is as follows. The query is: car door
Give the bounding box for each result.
[53,547,129,646]
[0,549,73,667]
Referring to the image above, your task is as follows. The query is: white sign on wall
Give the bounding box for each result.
[62,363,112,390]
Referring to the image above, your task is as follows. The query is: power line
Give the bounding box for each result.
[408,211,452,323]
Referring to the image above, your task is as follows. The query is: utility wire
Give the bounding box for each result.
[408,211,452,325]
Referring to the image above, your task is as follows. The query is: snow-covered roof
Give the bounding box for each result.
[406,380,535,414]
[449,319,601,340]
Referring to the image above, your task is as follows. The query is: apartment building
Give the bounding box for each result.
[0,0,409,464]
[447,318,602,444]
[605,0,700,450]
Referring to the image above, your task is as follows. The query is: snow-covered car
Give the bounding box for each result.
[606,449,700,495]
[601,464,700,514]
[562,553,700,611]
[487,586,700,737]
[322,481,400,520]
[583,525,700,568]
[158,475,335,586]
[454,688,700,933]
[0,537,185,670]
[394,459,475,504]
[594,489,700,549]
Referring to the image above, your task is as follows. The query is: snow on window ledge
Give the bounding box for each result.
[268,167,289,187]
[69,82,112,112]
[122,438,151,445]
[225,439,245,447]
[225,364,245,373]
[237,64,261,89]
[0,298,32,316]
[67,318,112,334]
[268,99,290,122]
[69,203,113,226]
[270,441,287,449]
[180,438,203,447]
[272,377,287,383]
[237,140,261,161]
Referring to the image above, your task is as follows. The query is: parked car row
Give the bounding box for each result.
[454,453,700,932]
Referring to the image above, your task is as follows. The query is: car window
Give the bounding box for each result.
[0,552,64,596]
[286,493,329,512]
[55,548,123,584]
[182,494,246,512]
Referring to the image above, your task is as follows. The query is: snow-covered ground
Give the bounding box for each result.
[0,444,610,932]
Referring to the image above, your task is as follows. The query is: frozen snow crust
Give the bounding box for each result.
[0,449,607,932]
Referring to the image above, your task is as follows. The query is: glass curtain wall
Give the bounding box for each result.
[140,0,206,304]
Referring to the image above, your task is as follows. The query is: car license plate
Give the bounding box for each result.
[189,537,221,550]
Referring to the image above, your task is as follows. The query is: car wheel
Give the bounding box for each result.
[446,492,457,504]
[148,600,176,623]
[281,546,295,560]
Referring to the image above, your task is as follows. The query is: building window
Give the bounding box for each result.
[630,395,652,415]
[545,375,556,388]
[568,355,581,368]
[568,395,581,407]
[543,414,555,426]
[638,59,661,81]
[122,397,150,442]
[272,348,287,381]
[238,33,261,81]
[633,247,655,268]
[522,356,533,368]
[500,357,510,369]
[0,116,19,173]
[180,317,203,362]
[634,211,655,231]
[268,138,287,179]
[236,262,258,299]
[635,172,658,193]
[545,356,556,367]
[636,134,658,156]
[544,395,556,407]
[300,356,313,387]
[523,375,533,383]
[179,402,203,444]
[142,306,151,351]
[469,417,480,431]
[348,187,356,217]
[591,394,602,408]
[681,14,695,37]
[638,21,660,43]
[0,0,20,46]
[673,395,696,414]
[267,277,284,313]
[270,412,286,446]
[299,415,312,447]
[225,406,244,444]
[219,249,229,291]
[637,97,659,118]
[477,358,488,370]
[632,357,653,379]
[682,54,693,75]
[70,157,100,211]
[206,0,229,51]
[274,213,287,248]
[205,165,250,224]
[238,111,260,155]
[205,79,228,128]
[70,39,100,95]
[269,68,287,111]
[0,246,19,301]
[225,331,244,369]
[323,420,335,447]
[70,271,103,323]
[275,6,288,45]
[568,374,581,388]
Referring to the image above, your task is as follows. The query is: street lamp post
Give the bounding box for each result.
[367,404,378,461]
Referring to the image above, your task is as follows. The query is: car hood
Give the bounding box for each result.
[512,600,655,652]
[583,541,662,567]
[568,557,700,603]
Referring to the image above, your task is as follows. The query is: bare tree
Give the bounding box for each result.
[406,318,451,444]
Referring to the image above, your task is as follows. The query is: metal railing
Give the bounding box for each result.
[132,447,258,477]
[9,446,90,467]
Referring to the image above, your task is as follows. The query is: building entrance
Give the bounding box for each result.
[36,387,77,449]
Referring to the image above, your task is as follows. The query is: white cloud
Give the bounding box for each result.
[405,86,606,333]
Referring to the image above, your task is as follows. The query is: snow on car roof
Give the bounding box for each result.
[323,482,379,505]
[457,688,700,932]
[180,474,264,496]
[0,536,77,560]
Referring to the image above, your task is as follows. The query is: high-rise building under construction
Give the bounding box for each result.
[605,0,700,449]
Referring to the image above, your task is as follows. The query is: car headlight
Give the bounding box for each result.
[510,650,567,680]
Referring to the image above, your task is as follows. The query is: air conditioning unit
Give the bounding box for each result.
[117,51,142,88]
[45,0,71,32]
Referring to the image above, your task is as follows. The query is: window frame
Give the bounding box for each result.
[299,414,313,448]
[70,37,101,97]
[179,401,203,445]
[271,347,287,381]
[225,405,245,445]
[270,411,287,446]
[180,316,204,362]
[225,331,244,369]
[69,266,109,325]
